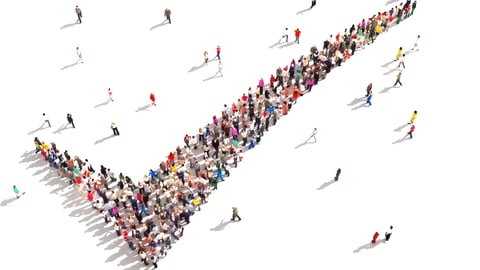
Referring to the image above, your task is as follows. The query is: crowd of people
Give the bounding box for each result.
[32,2,416,267]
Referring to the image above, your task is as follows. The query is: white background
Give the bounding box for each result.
[1,0,479,269]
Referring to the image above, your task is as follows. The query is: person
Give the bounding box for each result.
[393,71,403,87]
[366,92,372,106]
[111,122,120,136]
[76,47,83,63]
[150,92,156,106]
[371,231,380,244]
[407,124,415,139]
[335,168,341,181]
[365,82,372,97]
[67,113,75,128]
[203,51,209,66]
[281,28,289,43]
[13,185,25,199]
[216,46,221,60]
[231,207,241,221]
[164,8,172,24]
[294,28,301,44]
[408,110,417,124]
[217,61,223,77]
[151,256,158,268]
[108,88,114,101]
[395,47,403,61]
[385,226,393,241]
[398,54,406,68]
[411,35,420,51]
[75,5,82,24]
[310,128,318,142]
[42,113,51,128]
[311,0,316,8]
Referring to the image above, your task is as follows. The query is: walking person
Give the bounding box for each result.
[311,0,316,8]
[203,51,209,66]
[75,5,82,24]
[371,231,380,244]
[67,113,75,128]
[217,61,223,77]
[365,82,373,97]
[13,185,25,199]
[108,88,114,101]
[334,168,341,181]
[76,47,83,63]
[150,92,156,106]
[216,45,221,60]
[294,28,301,44]
[411,35,420,51]
[231,207,241,221]
[408,110,417,124]
[281,28,289,43]
[395,47,403,61]
[385,226,393,241]
[366,92,373,106]
[393,71,403,87]
[164,8,172,24]
[310,128,318,142]
[42,113,51,128]
[111,122,120,136]
[407,124,415,139]
[150,256,158,268]
[398,54,406,68]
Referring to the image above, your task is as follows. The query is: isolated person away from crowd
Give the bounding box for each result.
[111,122,120,136]
[408,110,417,124]
[75,5,82,23]
[164,8,172,24]
[203,51,209,66]
[76,47,83,63]
[67,113,75,128]
[150,92,156,106]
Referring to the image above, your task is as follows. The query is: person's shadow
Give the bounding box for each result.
[278,41,296,49]
[317,179,335,190]
[60,62,79,70]
[352,102,369,110]
[394,123,409,132]
[150,19,169,31]
[294,136,316,149]
[296,7,313,15]
[27,125,48,135]
[135,104,152,112]
[94,134,115,145]
[347,97,365,106]
[203,71,223,82]
[188,63,204,73]
[60,21,78,30]
[353,238,386,253]
[0,197,16,207]
[379,86,394,94]
[392,135,410,144]
[210,219,233,232]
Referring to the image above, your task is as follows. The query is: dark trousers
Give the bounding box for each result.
[393,79,402,86]
[112,127,120,135]
[231,214,241,221]
[166,15,171,24]
[44,120,51,128]
[69,121,75,128]
[407,131,413,139]
[385,232,392,241]
[311,0,316,8]
[77,13,82,23]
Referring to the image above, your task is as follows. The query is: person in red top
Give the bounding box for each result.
[150,92,156,106]
[294,28,301,44]
[407,124,415,139]
[216,46,221,60]
[371,231,380,244]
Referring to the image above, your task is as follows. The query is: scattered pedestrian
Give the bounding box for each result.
[203,51,209,66]
[150,92,156,106]
[393,71,403,87]
[108,88,114,101]
[385,226,393,241]
[395,47,403,61]
[365,82,372,97]
[67,113,75,128]
[366,92,372,106]
[76,47,83,63]
[408,110,417,124]
[217,61,223,77]
[164,8,172,24]
[371,231,380,244]
[231,207,241,221]
[310,128,318,142]
[13,185,25,199]
[398,54,406,68]
[335,168,341,181]
[411,35,420,51]
[42,113,51,128]
[311,0,317,8]
[294,28,301,44]
[411,0,417,15]
[407,124,415,139]
[281,28,289,43]
[216,45,221,60]
[75,5,82,24]
[111,122,120,136]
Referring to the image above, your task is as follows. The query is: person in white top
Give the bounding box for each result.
[398,54,406,69]
[310,128,318,142]
[281,28,289,43]
[41,113,51,128]
[411,35,420,51]
[76,47,83,63]
[385,226,393,241]
[217,61,223,77]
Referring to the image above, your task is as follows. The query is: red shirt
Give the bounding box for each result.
[216,46,221,53]
[294,29,301,37]
[410,125,415,132]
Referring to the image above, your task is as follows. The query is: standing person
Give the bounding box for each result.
[371,231,380,244]
[164,8,172,24]
[217,61,223,77]
[311,0,316,8]
[294,28,301,44]
[42,113,51,128]
[365,82,373,97]
[67,113,75,128]
[411,35,420,51]
[407,124,415,139]
[150,92,156,106]
[75,5,82,24]
[395,47,403,61]
[108,88,114,101]
[385,226,393,241]
[408,110,417,124]
[203,51,209,66]
[366,92,373,106]
[13,185,25,199]
[281,28,289,43]
[411,0,417,15]
[111,122,120,136]
[310,128,318,142]
[393,71,403,87]
[231,207,241,221]
[76,47,83,63]
[334,168,341,181]
[216,45,221,60]
[398,54,406,68]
